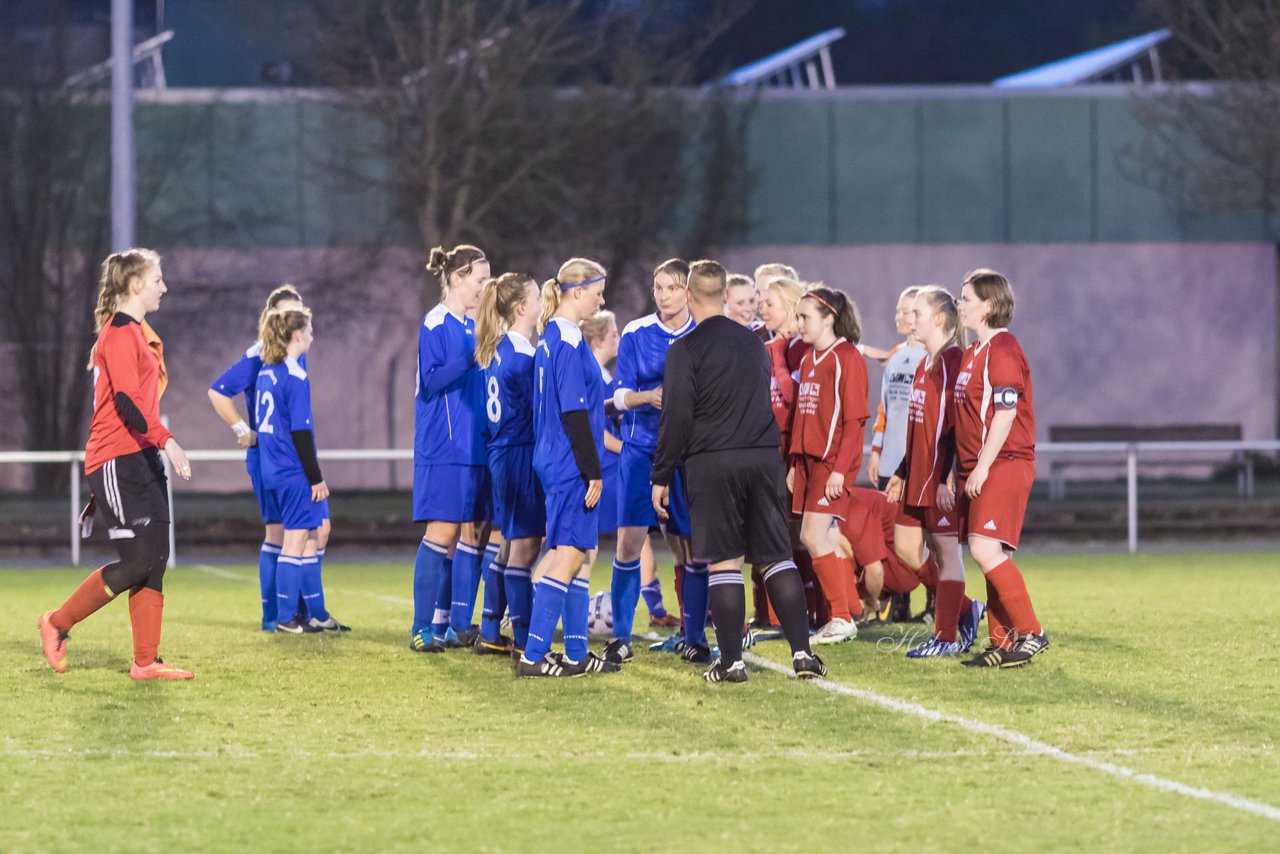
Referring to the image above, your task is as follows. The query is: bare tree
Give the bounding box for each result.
[300,0,754,317]
[1127,0,1280,217]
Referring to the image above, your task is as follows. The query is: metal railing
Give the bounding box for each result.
[1,440,1277,564]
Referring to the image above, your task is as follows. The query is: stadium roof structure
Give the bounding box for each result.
[993,29,1172,88]
[721,27,845,90]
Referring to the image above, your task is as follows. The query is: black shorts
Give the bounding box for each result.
[685,447,791,566]
[87,448,170,538]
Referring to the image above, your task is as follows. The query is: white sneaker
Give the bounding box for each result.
[812,618,857,644]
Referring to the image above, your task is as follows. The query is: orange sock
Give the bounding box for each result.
[984,575,1015,649]
[129,587,164,667]
[51,568,116,632]
[986,559,1041,635]
[810,552,851,621]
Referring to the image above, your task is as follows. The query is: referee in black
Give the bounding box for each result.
[651,260,826,684]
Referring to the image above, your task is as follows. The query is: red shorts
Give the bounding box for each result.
[856,554,922,600]
[791,457,853,519]
[956,457,1034,549]
[894,502,960,535]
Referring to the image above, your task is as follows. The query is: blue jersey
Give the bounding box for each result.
[613,313,694,449]
[210,342,265,430]
[600,364,621,478]
[415,304,486,466]
[484,331,537,448]
[254,356,315,484]
[534,317,605,491]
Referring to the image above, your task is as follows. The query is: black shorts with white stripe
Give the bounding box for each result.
[87,448,170,539]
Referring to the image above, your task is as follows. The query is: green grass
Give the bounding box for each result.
[1,551,1278,852]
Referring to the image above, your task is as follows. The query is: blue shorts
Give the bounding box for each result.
[488,444,546,541]
[246,448,282,525]
[545,482,599,551]
[270,475,326,531]
[598,459,619,535]
[617,442,691,537]
[413,463,491,524]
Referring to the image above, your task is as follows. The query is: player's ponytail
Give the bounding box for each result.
[261,307,312,365]
[87,248,161,368]
[538,278,561,334]
[475,272,536,368]
[257,284,303,340]
[426,244,487,299]
[804,286,861,345]
[916,285,964,351]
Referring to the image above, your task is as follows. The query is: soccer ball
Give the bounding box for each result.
[587,591,613,636]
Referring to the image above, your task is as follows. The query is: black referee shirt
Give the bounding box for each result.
[652,315,782,486]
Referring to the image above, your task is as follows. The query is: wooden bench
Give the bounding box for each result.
[1046,424,1254,500]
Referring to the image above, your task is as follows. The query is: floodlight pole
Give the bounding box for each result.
[111,0,135,251]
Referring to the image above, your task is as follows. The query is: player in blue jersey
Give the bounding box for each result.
[605,259,707,666]
[515,258,620,677]
[411,245,493,653]
[581,311,676,628]
[208,285,330,631]
[254,309,347,634]
[473,272,544,658]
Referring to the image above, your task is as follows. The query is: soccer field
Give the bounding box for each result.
[2,550,1277,852]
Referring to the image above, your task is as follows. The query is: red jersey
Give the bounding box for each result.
[901,345,963,507]
[841,487,895,567]
[85,314,174,474]
[789,338,869,477]
[766,335,812,449]
[953,330,1035,477]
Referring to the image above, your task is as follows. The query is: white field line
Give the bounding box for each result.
[191,565,412,607]
[743,652,1280,823]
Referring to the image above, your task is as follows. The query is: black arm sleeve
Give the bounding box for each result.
[560,410,601,481]
[290,430,324,485]
[113,391,148,434]
[651,343,693,487]
[938,431,955,483]
[894,458,908,480]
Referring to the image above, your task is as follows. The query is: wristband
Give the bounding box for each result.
[232,420,251,438]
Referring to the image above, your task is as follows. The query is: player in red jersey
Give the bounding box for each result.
[839,487,932,612]
[787,286,869,644]
[886,286,986,657]
[38,249,195,680]
[749,262,797,342]
[953,269,1048,668]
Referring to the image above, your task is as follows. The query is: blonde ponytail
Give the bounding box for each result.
[540,258,607,332]
[475,272,536,368]
[538,278,561,334]
[87,248,161,368]
[261,307,312,364]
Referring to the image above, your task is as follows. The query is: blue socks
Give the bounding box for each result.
[641,577,667,618]
[504,566,532,650]
[564,578,590,662]
[450,543,483,633]
[432,557,453,637]
[276,555,302,624]
[480,558,508,642]
[258,542,280,625]
[412,539,448,636]
[299,554,329,623]
[525,577,568,663]
[610,557,642,643]
[682,562,710,647]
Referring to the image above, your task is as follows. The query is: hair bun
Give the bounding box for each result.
[425,246,449,275]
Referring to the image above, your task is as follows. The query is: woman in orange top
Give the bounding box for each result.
[38,249,195,680]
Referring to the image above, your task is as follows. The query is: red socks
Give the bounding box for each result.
[51,568,116,632]
[129,587,164,667]
[810,552,852,621]
[986,559,1041,636]
[934,580,966,642]
[984,575,1015,649]
[673,563,686,616]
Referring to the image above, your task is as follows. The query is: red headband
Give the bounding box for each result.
[802,291,839,316]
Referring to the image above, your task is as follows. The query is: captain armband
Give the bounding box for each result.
[993,387,1019,410]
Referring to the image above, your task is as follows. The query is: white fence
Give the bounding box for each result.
[1,441,1277,564]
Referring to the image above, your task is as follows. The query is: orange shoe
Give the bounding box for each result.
[649,613,681,629]
[38,612,68,673]
[130,658,194,681]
